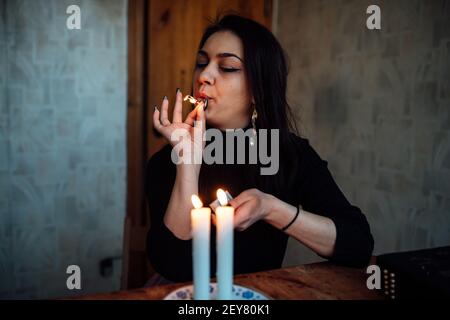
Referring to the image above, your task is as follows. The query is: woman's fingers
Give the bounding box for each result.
[194,101,206,132]
[183,100,207,128]
[229,194,252,229]
[184,105,198,127]
[160,96,171,126]
[153,106,164,132]
[229,189,253,208]
[233,203,253,230]
[172,88,183,123]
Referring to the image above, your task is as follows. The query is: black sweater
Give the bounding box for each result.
[145,132,374,282]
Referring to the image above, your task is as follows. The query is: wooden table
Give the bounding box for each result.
[71,261,385,300]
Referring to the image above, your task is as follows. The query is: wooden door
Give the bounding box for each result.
[124,0,273,290]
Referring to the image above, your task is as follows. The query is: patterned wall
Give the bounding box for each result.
[0,0,9,296]
[278,0,450,266]
[0,0,127,298]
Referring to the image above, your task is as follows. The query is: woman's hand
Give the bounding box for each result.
[226,188,276,231]
[153,89,206,171]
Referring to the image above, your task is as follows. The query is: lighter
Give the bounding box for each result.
[184,95,208,111]
[209,190,233,214]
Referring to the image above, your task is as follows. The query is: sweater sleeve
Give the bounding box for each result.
[297,139,374,268]
[145,145,193,282]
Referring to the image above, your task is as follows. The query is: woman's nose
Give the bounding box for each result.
[198,65,215,86]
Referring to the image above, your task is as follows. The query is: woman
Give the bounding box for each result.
[146,14,374,284]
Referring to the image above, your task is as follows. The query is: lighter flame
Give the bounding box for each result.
[191,194,203,209]
[184,95,208,109]
[217,188,228,206]
[184,95,198,105]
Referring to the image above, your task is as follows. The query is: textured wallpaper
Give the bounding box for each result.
[278,0,450,267]
[0,0,127,299]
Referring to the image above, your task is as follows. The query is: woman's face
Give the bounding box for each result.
[193,31,253,130]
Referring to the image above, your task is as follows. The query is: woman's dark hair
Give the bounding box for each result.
[198,14,300,199]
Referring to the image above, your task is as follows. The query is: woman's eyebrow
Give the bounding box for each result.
[217,52,243,62]
[198,50,243,62]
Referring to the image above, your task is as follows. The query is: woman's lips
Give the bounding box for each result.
[195,92,212,100]
[195,94,212,111]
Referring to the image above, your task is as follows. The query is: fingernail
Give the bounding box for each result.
[163,95,168,100]
[154,105,158,112]
[176,88,181,94]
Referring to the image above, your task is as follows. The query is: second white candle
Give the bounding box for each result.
[216,189,234,300]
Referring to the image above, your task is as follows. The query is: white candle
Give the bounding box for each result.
[191,194,211,300]
[216,188,234,300]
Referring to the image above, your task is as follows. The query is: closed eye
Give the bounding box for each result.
[220,67,240,72]
[196,62,208,68]
[195,61,241,73]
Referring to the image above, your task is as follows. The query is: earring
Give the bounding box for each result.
[250,106,257,147]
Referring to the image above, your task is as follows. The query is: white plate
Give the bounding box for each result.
[163,282,270,300]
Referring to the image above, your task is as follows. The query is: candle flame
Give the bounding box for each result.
[217,188,228,206]
[191,194,203,209]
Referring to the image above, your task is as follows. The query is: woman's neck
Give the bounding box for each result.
[206,121,252,132]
